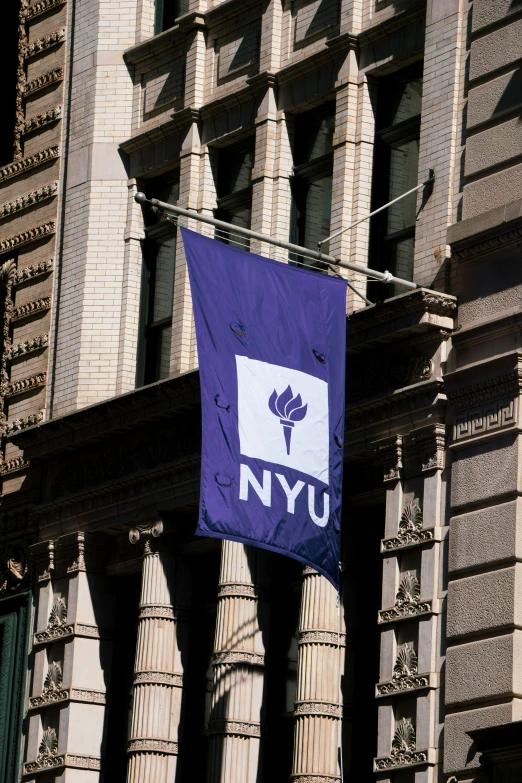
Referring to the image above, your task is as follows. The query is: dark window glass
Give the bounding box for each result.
[289,103,335,271]
[0,0,20,166]
[154,0,188,33]
[214,139,255,250]
[136,173,179,386]
[369,66,423,299]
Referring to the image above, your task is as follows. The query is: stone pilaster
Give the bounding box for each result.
[292,566,342,783]
[207,541,269,783]
[126,518,186,783]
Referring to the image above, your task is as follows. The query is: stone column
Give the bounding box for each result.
[207,541,269,783]
[292,566,343,783]
[126,518,186,783]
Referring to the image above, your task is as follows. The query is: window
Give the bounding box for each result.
[289,103,335,270]
[369,66,423,298]
[214,139,255,249]
[154,0,189,34]
[136,173,179,387]
[0,0,20,166]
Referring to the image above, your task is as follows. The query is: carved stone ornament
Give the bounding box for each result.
[0,259,16,292]
[6,372,46,397]
[134,670,183,687]
[11,296,51,321]
[34,597,73,643]
[0,221,55,254]
[25,0,67,20]
[25,67,64,95]
[0,146,60,183]
[0,456,29,475]
[376,643,429,696]
[299,630,346,647]
[292,776,340,783]
[378,572,431,624]
[29,662,68,708]
[8,333,49,358]
[129,518,164,545]
[0,182,57,219]
[207,720,262,738]
[381,502,434,552]
[24,728,65,774]
[24,29,65,59]
[5,410,44,435]
[213,650,265,667]
[294,700,342,717]
[374,718,428,771]
[127,738,179,755]
[21,106,62,136]
[0,542,28,594]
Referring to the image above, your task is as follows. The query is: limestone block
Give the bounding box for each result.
[463,161,522,219]
[447,566,522,639]
[449,500,522,574]
[450,434,519,510]
[70,637,108,692]
[472,0,522,32]
[64,770,101,783]
[66,702,106,756]
[465,116,522,177]
[468,69,522,130]
[470,18,522,81]
[446,633,522,707]
[443,699,522,774]
[457,250,522,326]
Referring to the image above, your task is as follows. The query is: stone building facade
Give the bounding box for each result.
[0,0,521,782]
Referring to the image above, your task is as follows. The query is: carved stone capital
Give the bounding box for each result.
[373,435,403,483]
[129,517,165,553]
[299,630,346,647]
[403,423,446,476]
[0,539,28,595]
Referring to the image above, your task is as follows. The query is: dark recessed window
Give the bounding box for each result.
[214,139,255,249]
[289,102,335,271]
[0,0,20,166]
[136,173,179,387]
[154,0,189,34]
[369,65,423,299]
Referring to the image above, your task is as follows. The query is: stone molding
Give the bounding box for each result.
[11,296,51,322]
[294,700,341,718]
[30,688,107,710]
[25,29,65,59]
[133,670,183,686]
[0,146,60,183]
[213,650,265,667]
[0,222,55,254]
[403,423,446,475]
[298,630,346,647]
[14,260,53,285]
[26,0,67,20]
[127,738,179,755]
[8,333,49,358]
[0,456,29,475]
[0,182,58,218]
[207,719,262,737]
[373,435,403,483]
[5,372,46,398]
[138,604,181,620]
[5,411,43,435]
[453,397,516,443]
[376,644,430,697]
[29,540,54,582]
[378,573,432,624]
[217,581,259,599]
[291,775,340,782]
[25,68,63,96]
[374,718,430,771]
[21,106,62,135]
[381,501,435,553]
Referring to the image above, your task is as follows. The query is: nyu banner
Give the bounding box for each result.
[182,228,346,587]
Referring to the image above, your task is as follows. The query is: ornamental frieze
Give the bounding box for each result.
[5,372,46,398]
[374,718,429,771]
[25,0,67,19]
[381,501,434,552]
[378,572,431,624]
[0,146,60,183]
[24,29,65,59]
[213,650,265,667]
[299,630,346,646]
[376,643,430,697]
[453,397,516,442]
[0,456,29,475]
[294,700,341,717]
[8,333,49,358]
[0,221,55,254]
[0,182,57,219]
[14,260,53,285]
[11,296,51,321]
[128,738,178,755]
[207,720,262,737]
[21,106,62,135]
[5,411,44,435]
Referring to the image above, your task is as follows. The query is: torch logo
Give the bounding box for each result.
[268,386,308,455]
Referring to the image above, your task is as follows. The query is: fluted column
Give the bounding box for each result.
[207,541,269,783]
[292,566,343,783]
[126,519,185,783]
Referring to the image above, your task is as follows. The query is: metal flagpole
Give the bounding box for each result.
[135,193,419,291]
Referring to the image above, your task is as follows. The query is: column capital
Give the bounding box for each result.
[129,516,167,553]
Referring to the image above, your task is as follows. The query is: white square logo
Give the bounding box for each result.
[236,355,329,484]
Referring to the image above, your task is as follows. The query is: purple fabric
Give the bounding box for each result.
[182,228,346,587]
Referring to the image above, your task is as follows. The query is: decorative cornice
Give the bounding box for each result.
[0,222,55,254]
[381,502,434,552]
[378,572,432,624]
[127,738,178,755]
[213,650,265,667]
[21,106,62,135]
[14,259,53,285]
[26,0,67,20]
[374,719,429,771]
[133,670,183,687]
[0,146,60,183]
[299,630,346,646]
[0,456,29,475]
[25,68,64,96]
[5,411,44,435]
[11,296,51,321]
[8,333,49,359]
[294,700,341,717]
[376,644,429,697]
[0,181,57,217]
[25,29,65,59]
[207,720,262,737]
[5,372,46,397]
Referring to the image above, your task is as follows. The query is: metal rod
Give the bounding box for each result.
[135,193,419,290]
[318,171,435,249]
